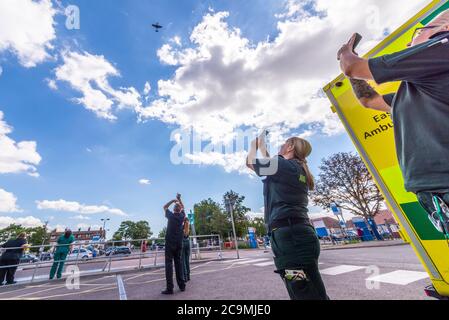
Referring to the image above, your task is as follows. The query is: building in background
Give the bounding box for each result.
[373,209,401,239]
[49,227,106,246]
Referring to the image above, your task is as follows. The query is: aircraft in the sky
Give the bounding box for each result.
[152,23,163,32]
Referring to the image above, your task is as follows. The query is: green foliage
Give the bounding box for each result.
[193,198,222,236]
[0,224,50,253]
[192,190,252,240]
[248,217,267,237]
[0,224,27,243]
[223,190,251,238]
[158,227,167,239]
[113,220,153,245]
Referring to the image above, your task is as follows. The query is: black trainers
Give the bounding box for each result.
[180,287,186,292]
[161,289,174,295]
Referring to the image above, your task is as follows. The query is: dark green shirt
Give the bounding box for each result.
[369,33,449,193]
[55,234,75,254]
[253,155,310,230]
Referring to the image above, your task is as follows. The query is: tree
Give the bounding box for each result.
[113,221,153,245]
[158,227,167,239]
[0,224,27,243]
[311,152,384,221]
[193,199,222,236]
[27,226,49,253]
[209,210,231,240]
[223,190,251,238]
[248,217,267,237]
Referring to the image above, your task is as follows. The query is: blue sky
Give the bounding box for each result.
[0,0,427,236]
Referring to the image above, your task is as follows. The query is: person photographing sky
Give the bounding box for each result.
[162,193,186,295]
[246,132,329,300]
[338,10,449,235]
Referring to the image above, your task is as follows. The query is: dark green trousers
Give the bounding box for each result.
[181,238,191,281]
[50,252,68,279]
[270,223,329,300]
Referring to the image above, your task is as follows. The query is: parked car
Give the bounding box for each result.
[105,246,132,256]
[39,252,53,261]
[20,254,39,264]
[67,248,93,261]
[85,246,99,258]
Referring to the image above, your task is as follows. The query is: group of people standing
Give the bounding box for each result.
[0,229,75,286]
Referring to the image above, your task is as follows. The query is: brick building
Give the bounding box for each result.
[49,227,106,246]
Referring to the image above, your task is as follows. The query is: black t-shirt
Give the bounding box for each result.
[165,209,185,244]
[253,155,310,231]
[369,33,449,193]
[1,238,27,261]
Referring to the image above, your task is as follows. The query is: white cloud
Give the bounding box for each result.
[137,0,426,172]
[139,179,151,185]
[0,111,41,176]
[0,215,43,229]
[54,51,142,120]
[0,0,56,67]
[70,215,91,220]
[46,78,58,90]
[247,207,265,220]
[0,66,3,76]
[36,199,128,217]
[143,82,151,96]
[0,188,21,213]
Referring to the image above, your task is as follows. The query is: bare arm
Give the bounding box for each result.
[349,79,391,112]
[246,132,269,172]
[163,199,177,211]
[176,194,185,211]
[338,34,374,81]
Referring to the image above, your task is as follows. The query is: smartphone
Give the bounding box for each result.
[352,33,363,52]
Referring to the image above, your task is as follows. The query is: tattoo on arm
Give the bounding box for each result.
[349,79,380,100]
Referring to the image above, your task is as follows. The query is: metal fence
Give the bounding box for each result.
[0,234,223,286]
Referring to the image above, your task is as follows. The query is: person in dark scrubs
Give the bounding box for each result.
[181,217,191,282]
[50,229,75,280]
[246,133,329,300]
[162,193,186,294]
[338,10,449,234]
[0,232,28,286]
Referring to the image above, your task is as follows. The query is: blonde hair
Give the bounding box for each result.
[286,137,315,190]
[183,218,190,237]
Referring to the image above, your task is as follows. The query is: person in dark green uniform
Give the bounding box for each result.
[338,10,449,234]
[50,229,75,280]
[246,133,329,300]
[181,217,191,282]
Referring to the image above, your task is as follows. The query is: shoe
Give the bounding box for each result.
[180,287,186,292]
[161,289,174,295]
[428,212,444,233]
[5,281,17,286]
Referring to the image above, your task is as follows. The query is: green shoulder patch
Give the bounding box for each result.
[299,175,307,184]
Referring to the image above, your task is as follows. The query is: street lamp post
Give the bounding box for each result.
[225,196,240,259]
[101,218,110,240]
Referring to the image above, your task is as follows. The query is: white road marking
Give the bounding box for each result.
[234,258,270,265]
[254,261,275,267]
[366,270,429,285]
[116,275,127,300]
[221,258,251,263]
[320,265,365,275]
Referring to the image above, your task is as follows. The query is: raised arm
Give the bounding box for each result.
[163,199,177,211]
[246,131,269,172]
[176,193,185,211]
[338,34,374,81]
[349,79,391,112]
